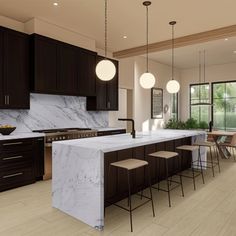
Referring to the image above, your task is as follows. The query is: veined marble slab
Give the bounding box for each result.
[0,94,108,132]
[52,129,206,230]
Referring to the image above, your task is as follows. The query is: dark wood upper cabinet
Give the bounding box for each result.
[30,34,98,97]
[57,42,78,95]
[0,27,29,109]
[86,56,119,111]
[78,49,96,96]
[31,34,57,93]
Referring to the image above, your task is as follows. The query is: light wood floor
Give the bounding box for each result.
[1,158,236,236]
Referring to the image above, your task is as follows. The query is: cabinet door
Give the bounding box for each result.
[33,35,57,93]
[57,43,78,95]
[106,59,118,110]
[3,29,29,109]
[78,50,96,96]
[0,29,4,107]
[33,137,44,179]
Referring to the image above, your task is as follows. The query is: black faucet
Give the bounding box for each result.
[118,118,136,138]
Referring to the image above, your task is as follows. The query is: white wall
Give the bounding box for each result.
[134,56,180,131]
[109,89,128,129]
[180,62,236,121]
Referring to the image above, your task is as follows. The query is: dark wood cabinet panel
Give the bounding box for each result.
[3,29,29,109]
[107,59,119,110]
[0,30,3,107]
[78,50,96,96]
[33,137,45,180]
[31,34,97,97]
[31,35,57,93]
[0,137,45,191]
[0,27,29,109]
[86,56,119,111]
[104,138,193,206]
[57,43,78,95]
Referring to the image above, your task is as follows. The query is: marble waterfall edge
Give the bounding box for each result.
[0,94,108,131]
[52,143,104,230]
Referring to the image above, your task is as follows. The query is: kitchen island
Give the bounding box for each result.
[52,129,205,230]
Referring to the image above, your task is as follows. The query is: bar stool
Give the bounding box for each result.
[193,141,221,176]
[176,145,205,190]
[148,151,184,207]
[109,159,155,232]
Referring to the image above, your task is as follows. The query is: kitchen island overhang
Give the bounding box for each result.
[52,129,206,230]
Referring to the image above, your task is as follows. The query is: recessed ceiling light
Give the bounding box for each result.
[233,50,236,54]
[123,35,127,39]
[224,38,228,41]
[53,2,58,6]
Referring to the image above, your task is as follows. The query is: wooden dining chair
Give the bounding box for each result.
[219,134,236,161]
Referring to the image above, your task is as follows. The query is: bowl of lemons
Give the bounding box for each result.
[0,125,16,135]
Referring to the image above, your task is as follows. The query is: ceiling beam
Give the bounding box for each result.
[113,24,236,59]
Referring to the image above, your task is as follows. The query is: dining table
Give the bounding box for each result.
[207,131,236,159]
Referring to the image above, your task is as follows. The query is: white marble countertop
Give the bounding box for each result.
[0,132,45,141]
[54,129,205,153]
[94,127,126,132]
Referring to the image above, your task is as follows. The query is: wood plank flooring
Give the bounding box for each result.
[0,158,236,236]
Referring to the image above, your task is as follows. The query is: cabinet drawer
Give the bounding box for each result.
[0,151,33,168]
[0,167,35,191]
[0,139,33,152]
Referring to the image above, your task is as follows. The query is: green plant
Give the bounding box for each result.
[198,121,208,130]
[185,118,199,129]
[165,119,186,129]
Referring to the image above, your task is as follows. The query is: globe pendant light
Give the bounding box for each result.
[96,0,116,81]
[166,21,180,94]
[139,1,156,89]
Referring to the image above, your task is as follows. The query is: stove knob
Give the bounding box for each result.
[55,137,58,140]
[63,136,65,139]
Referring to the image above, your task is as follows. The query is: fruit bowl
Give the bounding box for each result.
[0,126,16,135]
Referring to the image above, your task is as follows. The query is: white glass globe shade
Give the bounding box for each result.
[139,72,156,89]
[166,79,180,93]
[96,59,116,81]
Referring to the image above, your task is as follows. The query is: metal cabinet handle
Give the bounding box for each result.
[7,95,9,105]
[4,95,6,105]
[3,142,23,146]
[107,101,111,109]
[3,172,23,179]
[2,155,23,161]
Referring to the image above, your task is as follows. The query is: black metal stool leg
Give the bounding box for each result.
[179,155,184,197]
[147,165,155,217]
[158,158,160,191]
[215,145,221,172]
[191,156,196,190]
[127,170,133,232]
[209,146,215,177]
[198,148,205,184]
[165,159,171,207]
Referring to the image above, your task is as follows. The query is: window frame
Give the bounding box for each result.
[189,82,210,122]
[211,80,236,131]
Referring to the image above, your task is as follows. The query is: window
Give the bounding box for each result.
[212,81,236,131]
[190,83,210,123]
[170,93,178,120]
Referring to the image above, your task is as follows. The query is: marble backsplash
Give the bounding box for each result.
[0,94,108,132]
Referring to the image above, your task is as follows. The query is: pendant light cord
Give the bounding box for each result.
[104,0,108,59]
[171,24,174,80]
[146,4,149,72]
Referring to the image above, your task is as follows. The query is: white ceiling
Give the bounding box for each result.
[0,0,236,52]
[149,37,236,69]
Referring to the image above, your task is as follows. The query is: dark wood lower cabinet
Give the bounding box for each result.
[0,137,44,191]
[104,137,191,207]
